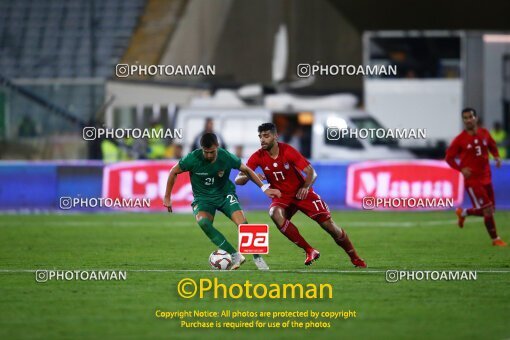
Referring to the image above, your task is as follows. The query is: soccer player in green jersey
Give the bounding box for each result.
[164,133,281,270]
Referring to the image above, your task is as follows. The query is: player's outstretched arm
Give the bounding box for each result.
[163,164,184,213]
[487,134,502,168]
[234,172,249,185]
[296,165,317,200]
[235,171,265,185]
[238,163,280,198]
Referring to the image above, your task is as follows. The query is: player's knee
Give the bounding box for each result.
[268,206,278,219]
[270,215,283,227]
[320,218,344,238]
[335,227,346,241]
[483,206,493,217]
[315,214,332,225]
[269,207,284,226]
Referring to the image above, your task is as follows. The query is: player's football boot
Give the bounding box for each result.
[351,258,367,268]
[492,239,508,247]
[455,208,465,228]
[253,256,270,271]
[304,249,320,266]
[230,252,246,270]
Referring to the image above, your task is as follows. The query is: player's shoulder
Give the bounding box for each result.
[217,147,237,160]
[217,147,229,157]
[217,148,241,166]
[452,130,468,143]
[248,147,265,160]
[278,142,290,152]
[478,127,491,136]
[280,142,302,156]
[187,149,202,159]
[181,149,202,163]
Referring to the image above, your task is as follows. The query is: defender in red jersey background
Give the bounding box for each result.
[236,123,366,267]
[445,108,506,246]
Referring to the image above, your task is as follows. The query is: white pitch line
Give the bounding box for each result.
[347,219,476,227]
[1,269,509,274]
[0,219,475,228]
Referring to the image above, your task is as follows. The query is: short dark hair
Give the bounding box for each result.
[462,107,477,117]
[258,122,277,134]
[200,133,219,148]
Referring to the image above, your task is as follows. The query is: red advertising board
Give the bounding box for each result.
[102,161,193,212]
[346,160,464,210]
[238,224,269,254]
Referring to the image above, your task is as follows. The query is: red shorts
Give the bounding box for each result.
[270,190,331,223]
[465,183,495,209]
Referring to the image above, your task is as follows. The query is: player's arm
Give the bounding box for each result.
[235,154,265,185]
[296,164,317,200]
[487,133,502,168]
[444,138,471,177]
[286,145,315,200]
[163,164,185,212]
[445,143,461,171]
[235,172,248,185]
[235,170,265,185]
[238,163,281,198]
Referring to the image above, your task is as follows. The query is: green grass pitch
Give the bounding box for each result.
[0,211,509,339]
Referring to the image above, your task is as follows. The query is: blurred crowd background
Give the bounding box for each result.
[1,0,509,162]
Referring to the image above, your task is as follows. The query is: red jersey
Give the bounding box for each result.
[247,142,311,197]
[445,128,499,185]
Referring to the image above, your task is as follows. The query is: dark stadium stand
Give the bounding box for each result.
[0,0,148,159]
[0,0,146,78]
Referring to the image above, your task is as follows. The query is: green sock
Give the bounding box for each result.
[197,218,236,254]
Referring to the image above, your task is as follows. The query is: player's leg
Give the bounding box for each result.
[462,184,506,245]
[296,192,366,267]
[456,185,483,228]
[482,184,506,246]
[466,185,485,216]
[485,183,496,214]
[193,202,237,255]
[268,203,318,265]
[318,218,366,268]
[218,194,249,270]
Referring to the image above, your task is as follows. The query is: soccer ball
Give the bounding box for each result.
[209,250,232,270]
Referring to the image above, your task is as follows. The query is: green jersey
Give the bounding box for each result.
[178,148,241,202]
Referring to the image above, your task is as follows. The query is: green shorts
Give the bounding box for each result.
[192,193,243,218]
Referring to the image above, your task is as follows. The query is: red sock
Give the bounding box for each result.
[467,208,483,216]
[483,216,498,239]
[279,220,313,252]
[335,229,359,260]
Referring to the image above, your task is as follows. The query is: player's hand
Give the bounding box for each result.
[296,187,309,200]
[163,197,173,213]
[461,167,472,179]
[257,173,266,181]
[264,188,281,198]
[495,158,502,168]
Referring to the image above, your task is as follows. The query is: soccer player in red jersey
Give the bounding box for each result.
[445,108,507,246]
[235,123,367,267]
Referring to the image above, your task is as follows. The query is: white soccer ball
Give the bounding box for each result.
[209,250,232,270]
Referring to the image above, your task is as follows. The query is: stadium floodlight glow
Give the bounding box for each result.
[326,116,348,129]
[483,34,510,43]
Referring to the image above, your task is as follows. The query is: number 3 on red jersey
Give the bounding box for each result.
[475,145,482,156]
